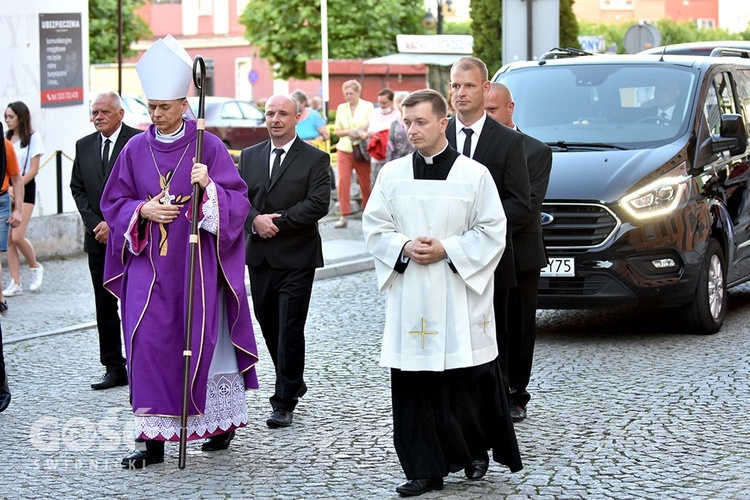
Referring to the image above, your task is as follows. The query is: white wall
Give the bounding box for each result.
[719,0,750,33]
[1,1,90,216]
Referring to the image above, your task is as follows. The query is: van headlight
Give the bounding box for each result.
[619,163,690,219]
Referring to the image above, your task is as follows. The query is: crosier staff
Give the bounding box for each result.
[178,55,206,470]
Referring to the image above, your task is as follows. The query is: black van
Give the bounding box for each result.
[492,50,750,333]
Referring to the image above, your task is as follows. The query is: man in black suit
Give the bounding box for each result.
[447,56,532,387]
[239,94,331,428]
[486,83,552,422]
[71,91,142,390]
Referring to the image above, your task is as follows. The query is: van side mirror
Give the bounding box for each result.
[712,114,748,156]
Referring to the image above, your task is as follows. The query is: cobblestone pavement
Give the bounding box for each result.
[2,215,750,498]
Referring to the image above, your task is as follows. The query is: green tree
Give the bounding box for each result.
[89,0,151,64]
[559,0,580,50]
[470,0,502,72]
[471,0,579,72]
[239,0,424,81]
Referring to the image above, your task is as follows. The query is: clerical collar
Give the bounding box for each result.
[155,120,186,143]
[418,142,450,164]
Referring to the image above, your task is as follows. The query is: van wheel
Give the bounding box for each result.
[683,238,726,334]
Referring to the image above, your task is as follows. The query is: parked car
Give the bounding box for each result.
[122,95,151,130]
[639,40,750,57]
[187,96,268,151]
[492,49,750,333]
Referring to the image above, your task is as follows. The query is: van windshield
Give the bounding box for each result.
[495,64,699,149]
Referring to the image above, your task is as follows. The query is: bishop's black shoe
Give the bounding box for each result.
[395,478,444,496]
[465,458,490,480]
[91,369,128,390]
[121,441,164,469]
[202,430,235,451]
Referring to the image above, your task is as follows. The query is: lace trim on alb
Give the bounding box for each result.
[198,181,219,235]
[134,371,247,440]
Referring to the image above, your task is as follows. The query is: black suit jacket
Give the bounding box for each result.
[447,116,531,288]
[239,137,331,269]
[514,130,552,271]
[70,124,142,254]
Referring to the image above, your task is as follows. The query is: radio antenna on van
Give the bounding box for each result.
[660,11,680,62]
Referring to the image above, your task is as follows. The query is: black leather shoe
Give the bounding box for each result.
[121,443,164,469]
[266,408,293,428]
[91,369,128,390]
[202,430,235,451]
[395,478,444,496]
[510,403,527,422]
[465,458,489,480]
[0,391,10,413]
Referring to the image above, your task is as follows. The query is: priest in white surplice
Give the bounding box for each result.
[363,89,522,497]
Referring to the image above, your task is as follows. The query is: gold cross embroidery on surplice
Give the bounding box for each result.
[150,170,191,256]
[409,317,438,349]
[477,314,491,335]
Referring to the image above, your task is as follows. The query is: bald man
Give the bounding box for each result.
[239,94,331,428]
[486,83,552,422]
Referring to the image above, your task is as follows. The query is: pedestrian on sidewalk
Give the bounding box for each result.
[239,94,330,429]
[333,80,373,228]
[71,91,142,391]
[3,101,44,296]
[0,122,24,315]
[101,35,259,469]
[363,89,522,497]
[0,122,24,413]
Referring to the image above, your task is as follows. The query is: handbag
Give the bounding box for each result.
[352,140,370,163]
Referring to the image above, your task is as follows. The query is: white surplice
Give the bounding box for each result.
[363,153,507,372]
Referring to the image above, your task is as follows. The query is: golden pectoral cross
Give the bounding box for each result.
[161,187,176,206]
[409,317,438,349]
[477,314,491,335]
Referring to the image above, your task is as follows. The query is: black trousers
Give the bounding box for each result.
[0,322,6,389]
[391,361,523,480]
[507,270,540,408]
[87,252,125,372]
[493,286,510,388]
[249,261,315,411]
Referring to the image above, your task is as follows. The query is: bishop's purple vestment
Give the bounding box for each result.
[102,119,258,441]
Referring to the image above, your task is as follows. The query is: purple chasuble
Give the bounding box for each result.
[101,120,258,439]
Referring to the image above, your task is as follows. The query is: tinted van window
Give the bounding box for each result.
[499,64,699,149]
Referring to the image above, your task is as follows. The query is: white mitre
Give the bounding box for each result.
[136,34,192,100]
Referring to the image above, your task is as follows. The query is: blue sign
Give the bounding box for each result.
[248,69,259,85]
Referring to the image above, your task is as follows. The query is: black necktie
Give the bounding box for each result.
[462,128,473,157]
[271,147,284,179]
[102,138,111,172]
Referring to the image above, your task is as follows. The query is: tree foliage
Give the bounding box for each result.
[239,0,425,81]
[469,0,502,73]
[577,19,750,54]
[471,0,580,72]
[89,0,152,64]
[559,0,580,50]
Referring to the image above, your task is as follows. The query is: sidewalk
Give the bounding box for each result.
[2,214,371,345]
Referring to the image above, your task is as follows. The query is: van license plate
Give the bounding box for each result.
[541,257,575,277]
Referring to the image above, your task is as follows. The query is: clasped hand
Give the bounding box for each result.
[253,213,281,239]
[140,190,180,223]
[404,236,446,265]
